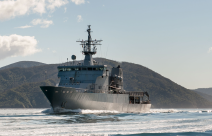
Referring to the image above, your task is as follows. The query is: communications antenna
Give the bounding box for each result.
[76,25,102,65]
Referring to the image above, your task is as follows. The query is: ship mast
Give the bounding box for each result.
[77,25,102,65]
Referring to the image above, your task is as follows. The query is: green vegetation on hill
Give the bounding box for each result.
[0,58,211,108]
[192,88,212,103]
[0,64,58,92]
[0,79,55,108]
[192,91,212,103]
[0,61,45,70]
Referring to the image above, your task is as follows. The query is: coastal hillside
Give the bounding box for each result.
[0,58,211,108]
[0,64,59,92]
[0,79,55,108]
[192,91,212,103]
[192,88,212,103]
[193,88,212,96]
[0,61,46,70]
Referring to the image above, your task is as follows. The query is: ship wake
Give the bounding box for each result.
[42,107,120,114]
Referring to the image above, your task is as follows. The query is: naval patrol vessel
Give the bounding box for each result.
[40,25,151,113]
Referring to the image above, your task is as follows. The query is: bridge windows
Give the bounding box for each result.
[82,67,104,70]
[58,66,106,72]
[58,68,63,71]
[99,67,104,71]
[88,67,92,70]
[93,68,99,70]
[75,68,81,71]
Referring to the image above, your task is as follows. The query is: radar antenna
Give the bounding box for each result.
[76,25,103,65]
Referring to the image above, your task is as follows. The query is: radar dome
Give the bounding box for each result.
[71,55,76,60]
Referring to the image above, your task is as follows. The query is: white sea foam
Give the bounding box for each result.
[41,108,54,113]
[81,109,120,114]
[0,108,44,116]
[41,107,212,114]
[42,107,120,114]
[148,109,180,113]
[148,109,212,114]
[1,119,212,135]
[0,108,212,135]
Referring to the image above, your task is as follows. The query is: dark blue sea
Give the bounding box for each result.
[0,108,212,136]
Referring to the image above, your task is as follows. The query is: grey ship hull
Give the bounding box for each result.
[41,86,151,113]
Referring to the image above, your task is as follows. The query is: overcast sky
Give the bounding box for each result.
[0,0,212,89]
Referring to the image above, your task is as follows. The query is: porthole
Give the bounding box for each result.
[55,91,58,93]
[63,91,65,93]
[45,90,47,91]
[67,91,69,93]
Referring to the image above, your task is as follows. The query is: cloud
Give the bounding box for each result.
[77,15,83,22]
[71,0,85,5]
[31,19,53,28]
[208,47,212,53]
[0,0,69,21]
[16,25,32,29]
[47,0,68,11]
[0,0,86,21]
[0,34,41,60]
[64,7,67,13]
[0,0,46,21]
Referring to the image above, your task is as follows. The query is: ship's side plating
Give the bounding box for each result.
[40,25,151,113]
[41,86,151,113]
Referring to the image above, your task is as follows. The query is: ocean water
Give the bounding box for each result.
[0,108,212,136]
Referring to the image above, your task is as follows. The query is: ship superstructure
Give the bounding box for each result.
[40,25,151,113]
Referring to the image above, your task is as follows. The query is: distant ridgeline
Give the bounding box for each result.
[0,61,46,70]
[0,58,211,108]
[192,88,212,103]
